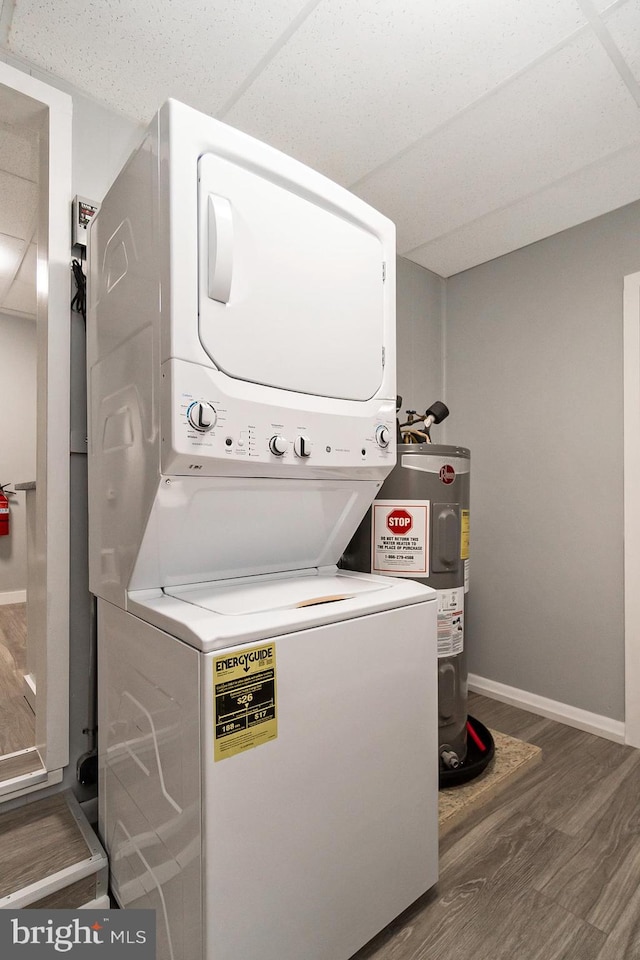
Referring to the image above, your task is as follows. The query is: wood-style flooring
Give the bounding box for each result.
[0,603,35,755]
[352,692,640,960]
[0,793,92,899]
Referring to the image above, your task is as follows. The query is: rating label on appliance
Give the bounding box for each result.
[460,509,470,560]
[213,643,277,761]
[437,588,464,659]
[371,499,430,576]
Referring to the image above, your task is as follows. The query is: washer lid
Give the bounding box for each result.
[128,571,435,652]
[198,152,385,400]
[165,572,389,615]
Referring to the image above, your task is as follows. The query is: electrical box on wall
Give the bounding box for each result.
[72,195,100,248]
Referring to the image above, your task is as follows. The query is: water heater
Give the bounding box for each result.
[342,444,470,766]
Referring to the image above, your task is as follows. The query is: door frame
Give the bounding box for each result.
[623,270,640,748]
[0,60,72,798]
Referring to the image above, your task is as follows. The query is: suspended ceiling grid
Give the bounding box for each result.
[2,0,640,276]
[0,82,39,320]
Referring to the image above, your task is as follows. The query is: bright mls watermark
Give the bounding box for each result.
[0,910,155,957]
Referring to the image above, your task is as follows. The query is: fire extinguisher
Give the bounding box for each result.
[0,483,13,537]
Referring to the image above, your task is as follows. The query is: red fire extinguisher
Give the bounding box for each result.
[0,483,12,537]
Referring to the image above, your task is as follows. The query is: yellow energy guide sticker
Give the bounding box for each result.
[213,643,277,762]
[460,510,470,560]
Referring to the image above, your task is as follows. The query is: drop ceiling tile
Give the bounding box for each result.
[0,81,47,129]
[2,241,36,317]
[0,233,26,299]
[0,122,38,182]
[356,30,640,253]
[602,0,640,84]
[408,141,640,276]
[225,0,588,185]
[7,0,317,122]
[592,0,626,12]
[0,171,37,238]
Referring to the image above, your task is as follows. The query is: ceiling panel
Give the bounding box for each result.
[0,81,47,128]
[0,122,38,182]
[0,232,26,297]
[3,0,640,278]
[355,30,640,253]
[410,141,640,276]
[7,0,318,122]
[592,0,626,11]
[602,0,640,83]
[0,170,38,240]
[2,241,36,317]
[225,0,588,186]
[0,170,37,239]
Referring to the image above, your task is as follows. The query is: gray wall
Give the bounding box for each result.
[0,312,36,597]
[444,199,640,721]
[396,256,444,415]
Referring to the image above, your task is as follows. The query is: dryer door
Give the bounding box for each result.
[197,152,385,401]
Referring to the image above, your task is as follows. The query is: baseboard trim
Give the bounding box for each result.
[468,673,626,745]
[0,589,26,605]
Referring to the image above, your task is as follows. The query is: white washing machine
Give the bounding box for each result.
[88,100,438,960]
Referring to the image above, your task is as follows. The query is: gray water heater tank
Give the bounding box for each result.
[342,444,470,765]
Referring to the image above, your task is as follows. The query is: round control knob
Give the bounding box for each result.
[187,401,217,432]
[269,435,289,456]
[294,436,311,458]
[375,424,390,448]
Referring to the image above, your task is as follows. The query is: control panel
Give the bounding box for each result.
[162,359,395,476]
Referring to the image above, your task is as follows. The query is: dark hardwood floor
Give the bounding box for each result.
[352,692,640,960]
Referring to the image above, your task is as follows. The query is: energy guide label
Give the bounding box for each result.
[213,642,277,761]
[437,588,464,659]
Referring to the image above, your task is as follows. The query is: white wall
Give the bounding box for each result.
[70,90,144,204]
[444,199,640,722]
[0,311,36,598]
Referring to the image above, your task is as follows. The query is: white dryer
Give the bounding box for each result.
[88,100,437,960]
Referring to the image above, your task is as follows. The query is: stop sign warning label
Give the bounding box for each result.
[372,500,430,576]
[387,508,413,534]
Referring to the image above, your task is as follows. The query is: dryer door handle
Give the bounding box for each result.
[207,194,233,303]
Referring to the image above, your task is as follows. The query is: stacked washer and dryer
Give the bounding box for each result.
[88,101,438,960]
